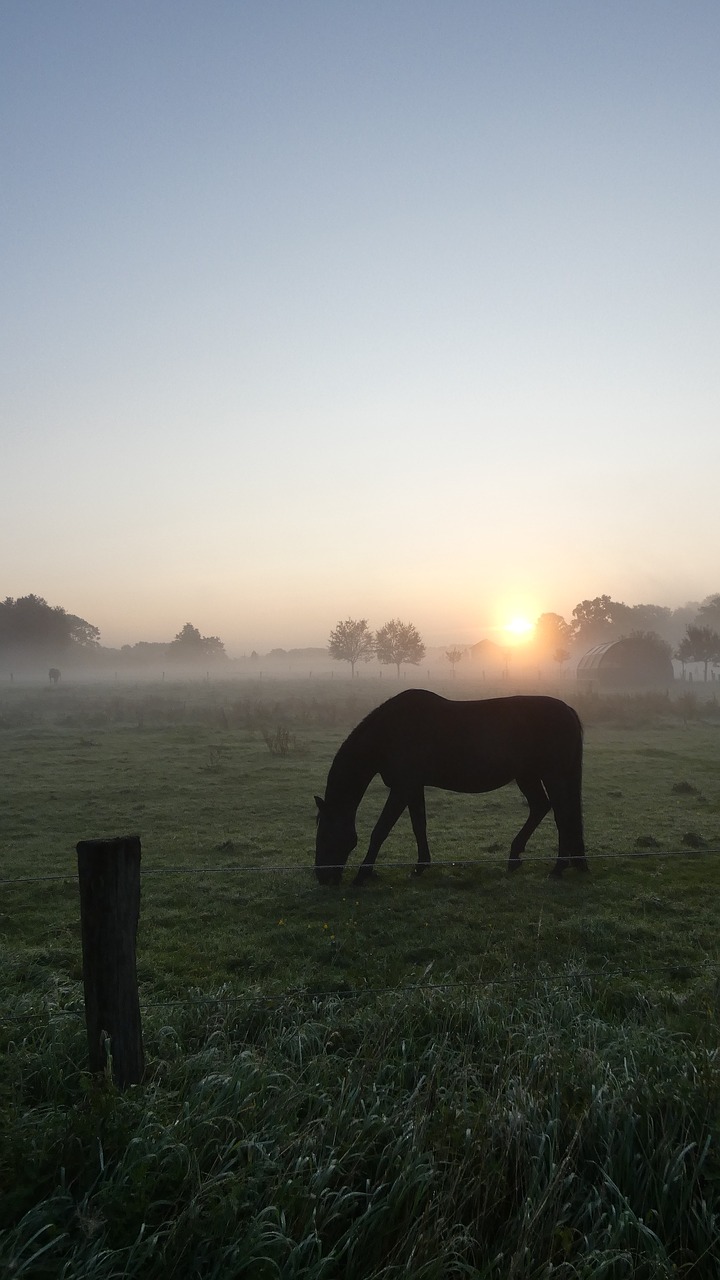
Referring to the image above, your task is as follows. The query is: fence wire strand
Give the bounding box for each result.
[2,846,720,885]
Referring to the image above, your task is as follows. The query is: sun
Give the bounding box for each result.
[504,616,535,642]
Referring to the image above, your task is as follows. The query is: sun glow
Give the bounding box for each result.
[504,616,535,642]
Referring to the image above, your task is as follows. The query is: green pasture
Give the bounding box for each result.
[2,678,720,1277]
[2,678,720,1001]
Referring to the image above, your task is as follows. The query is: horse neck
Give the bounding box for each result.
[325,736,378,814]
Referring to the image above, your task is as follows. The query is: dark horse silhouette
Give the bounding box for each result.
[48,668,61,685]
[315,689,587,885]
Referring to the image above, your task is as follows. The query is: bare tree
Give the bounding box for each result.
[327,618,375,677]
[445,646,464,677]
[375,619,425,678]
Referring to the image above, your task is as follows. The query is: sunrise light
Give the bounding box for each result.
[504,616,535,641]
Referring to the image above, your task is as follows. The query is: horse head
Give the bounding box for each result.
[314,794,357,885]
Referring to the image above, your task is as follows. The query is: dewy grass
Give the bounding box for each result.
[2,680,720,1275]
[1,975,719,1278]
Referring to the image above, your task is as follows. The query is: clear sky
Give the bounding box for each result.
[2,1,718,653]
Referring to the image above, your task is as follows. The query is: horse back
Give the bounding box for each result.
[373,690,582,793]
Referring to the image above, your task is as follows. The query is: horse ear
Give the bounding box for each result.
[314,794,325,812]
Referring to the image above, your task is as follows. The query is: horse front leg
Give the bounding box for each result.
[353,789,407,885]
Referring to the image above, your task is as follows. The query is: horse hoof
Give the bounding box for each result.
[507,858,523,872]
[353,868,377,886]
[412,864,428,877]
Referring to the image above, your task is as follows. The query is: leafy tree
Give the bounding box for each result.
[570,596,632,646]
[166,623,227,662]
[445,646,464,677]
[534,612,572,657]
[627,604,672,636]
[327,618,375,677]
[623,629,672,660]
[675,625,720,682]
[695,594,720,632]
[0,594,100,653]
[375,619,425,678]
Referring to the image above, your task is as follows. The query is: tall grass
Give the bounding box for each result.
[2,967,719,1278]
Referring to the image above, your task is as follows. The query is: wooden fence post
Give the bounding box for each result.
[76,834,144,1088]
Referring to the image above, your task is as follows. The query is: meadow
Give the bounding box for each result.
[1,676,720,1277]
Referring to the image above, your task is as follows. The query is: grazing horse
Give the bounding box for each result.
[314,689,587,885]
[48,668,61,685]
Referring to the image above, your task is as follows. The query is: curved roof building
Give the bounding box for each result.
[576,637,674,687]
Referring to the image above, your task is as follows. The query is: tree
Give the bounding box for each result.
[0,594,100,653]
[166,623,227,662]
[327,618,375,677]
[534,612,572,658]
[626,604,673,637]
[570,596,632,647]
[623,629,672,660]
[695,594,720,632]
[445,647,464,677]
[375,619,425,677]
[675,625,720,682]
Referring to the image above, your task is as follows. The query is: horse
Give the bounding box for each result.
[48,668,61,684]
[314,689,587,885]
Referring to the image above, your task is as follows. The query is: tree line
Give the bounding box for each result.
[0,598,227,667]
[328,594,720,680]
[3,592,720,679]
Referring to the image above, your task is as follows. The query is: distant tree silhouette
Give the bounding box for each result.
[534,612,572,657]
[570,596,631,646]
[375,619,425,678]
[0,595,100,654]
[445,647,464,677]
[695,594,720,632]
[166,623,227,662]
[623,629,672,659]
[676,625,720,682]
[327,618,375,677]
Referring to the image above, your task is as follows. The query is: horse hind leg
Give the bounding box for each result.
[508,776,551,872]
[544,772,587,878]
[407,787,431,876]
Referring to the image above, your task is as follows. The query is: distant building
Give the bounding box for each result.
[576,638,674,688]
[469,639,505,664]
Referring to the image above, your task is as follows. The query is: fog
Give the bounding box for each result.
[2,589,719,692]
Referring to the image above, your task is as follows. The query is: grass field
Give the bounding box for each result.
[2,677,720,1277]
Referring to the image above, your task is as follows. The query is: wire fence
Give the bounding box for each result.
[3,845,720,885]
[4,846,720,1035]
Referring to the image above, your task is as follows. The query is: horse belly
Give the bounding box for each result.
[424,763,516,794]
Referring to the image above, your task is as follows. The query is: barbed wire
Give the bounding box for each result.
[2,845,720,886]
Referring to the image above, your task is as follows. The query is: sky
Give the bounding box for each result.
[2,1,719,654]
